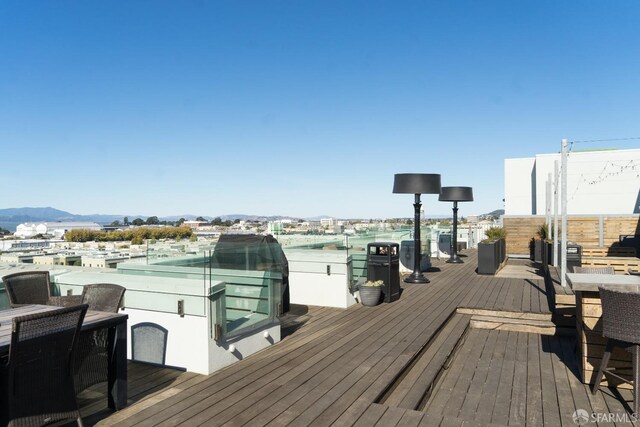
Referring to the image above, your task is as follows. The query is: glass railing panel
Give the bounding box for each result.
[0,284,8,310]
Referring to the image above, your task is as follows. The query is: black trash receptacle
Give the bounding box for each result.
[367,242,400,303]
[566,242,582,272]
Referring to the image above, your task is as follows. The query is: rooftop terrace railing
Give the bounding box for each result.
[119,249,283,338]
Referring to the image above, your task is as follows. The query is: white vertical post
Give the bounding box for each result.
[546,174,552,230]
[554,160,559,266]
[599,215,604,247]
[561,139,568,287]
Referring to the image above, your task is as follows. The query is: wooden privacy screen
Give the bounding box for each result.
[503,216,640,256]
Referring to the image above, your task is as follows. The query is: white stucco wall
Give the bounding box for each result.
[505,148,640,215]
[504,157,536,215]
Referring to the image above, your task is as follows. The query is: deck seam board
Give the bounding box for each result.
[508,332,529,425]
[521,277,532,313]
[473,329,509,424]
[489,330,518,425]
[526,332,543,425]
[373,405,407,426]
[548,334,581,426]
[502,273,520,313]
[538,334,562,427]
[559,336,607,426]
[396,409,425,427]
[457,328,500,420]
[489,276,512,311]
[440,329,491,418]
[352,402,387,427]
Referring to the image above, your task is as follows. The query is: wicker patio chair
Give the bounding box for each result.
[0,304,89,427]
[81,283,126,312]
[74,283,126,394]
[48,294,84,307]
[573,266,616,275]
[592,286,640,413]
[1,270,52,307]
[131,322,169,366]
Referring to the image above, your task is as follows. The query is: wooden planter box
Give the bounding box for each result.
[478,238,506,275]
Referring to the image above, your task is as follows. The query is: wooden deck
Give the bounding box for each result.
[73,251,636,426]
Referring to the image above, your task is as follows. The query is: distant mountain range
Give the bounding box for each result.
[0,207,323,232]
[0,207,505,232]
[0,207,125,232]
[482,209,505,219]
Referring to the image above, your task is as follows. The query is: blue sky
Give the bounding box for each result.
[1,1,639,219]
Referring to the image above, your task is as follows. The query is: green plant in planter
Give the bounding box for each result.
[479,226,507,274]
[536,223,548,240]
[482,226,506,243]
[537,223,563,242]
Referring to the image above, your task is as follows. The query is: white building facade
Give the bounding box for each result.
[15,222,102,238]
[505,148,640,215]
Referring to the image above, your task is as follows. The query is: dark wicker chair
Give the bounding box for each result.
[131,322,169,366]
[573,266,616,275]
[592,286,640,413]
[81,283,126,312]
[0,304,88,427]
[1,270,52,307]
[73,283,126,394]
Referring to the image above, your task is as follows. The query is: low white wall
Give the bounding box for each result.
[208,323,281,374]
[124,308,210,373]
[288,271,356,308]
[285,249,357,309]
[53,270,283,375]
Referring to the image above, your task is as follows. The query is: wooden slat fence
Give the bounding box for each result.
[503,215,640,255]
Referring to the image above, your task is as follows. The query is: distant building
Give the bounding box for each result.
[505,148,640,215]
[183,221,210,229]
[320,218,334,227]
[466,215,479,224]
[82,255,128,269]
[15,222,102,238]
[33,253,82,267]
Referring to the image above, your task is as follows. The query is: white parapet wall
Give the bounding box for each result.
[284,249,357,309]
[52,269,281,375]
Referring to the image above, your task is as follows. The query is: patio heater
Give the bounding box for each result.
[439,186,474,264]
[393,173,441,283]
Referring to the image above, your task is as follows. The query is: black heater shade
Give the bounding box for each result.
[393,174,442,195]
[439,186,474,202]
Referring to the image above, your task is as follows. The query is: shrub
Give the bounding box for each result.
[484,226,506,242]
[363,280,384,287]
[536,223,548,240]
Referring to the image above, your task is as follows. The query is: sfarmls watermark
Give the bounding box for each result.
[573,409,637,425]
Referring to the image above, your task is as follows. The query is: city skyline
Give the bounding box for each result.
[2,1,639,218]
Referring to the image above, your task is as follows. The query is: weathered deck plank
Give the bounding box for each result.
[473,329,508,424]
